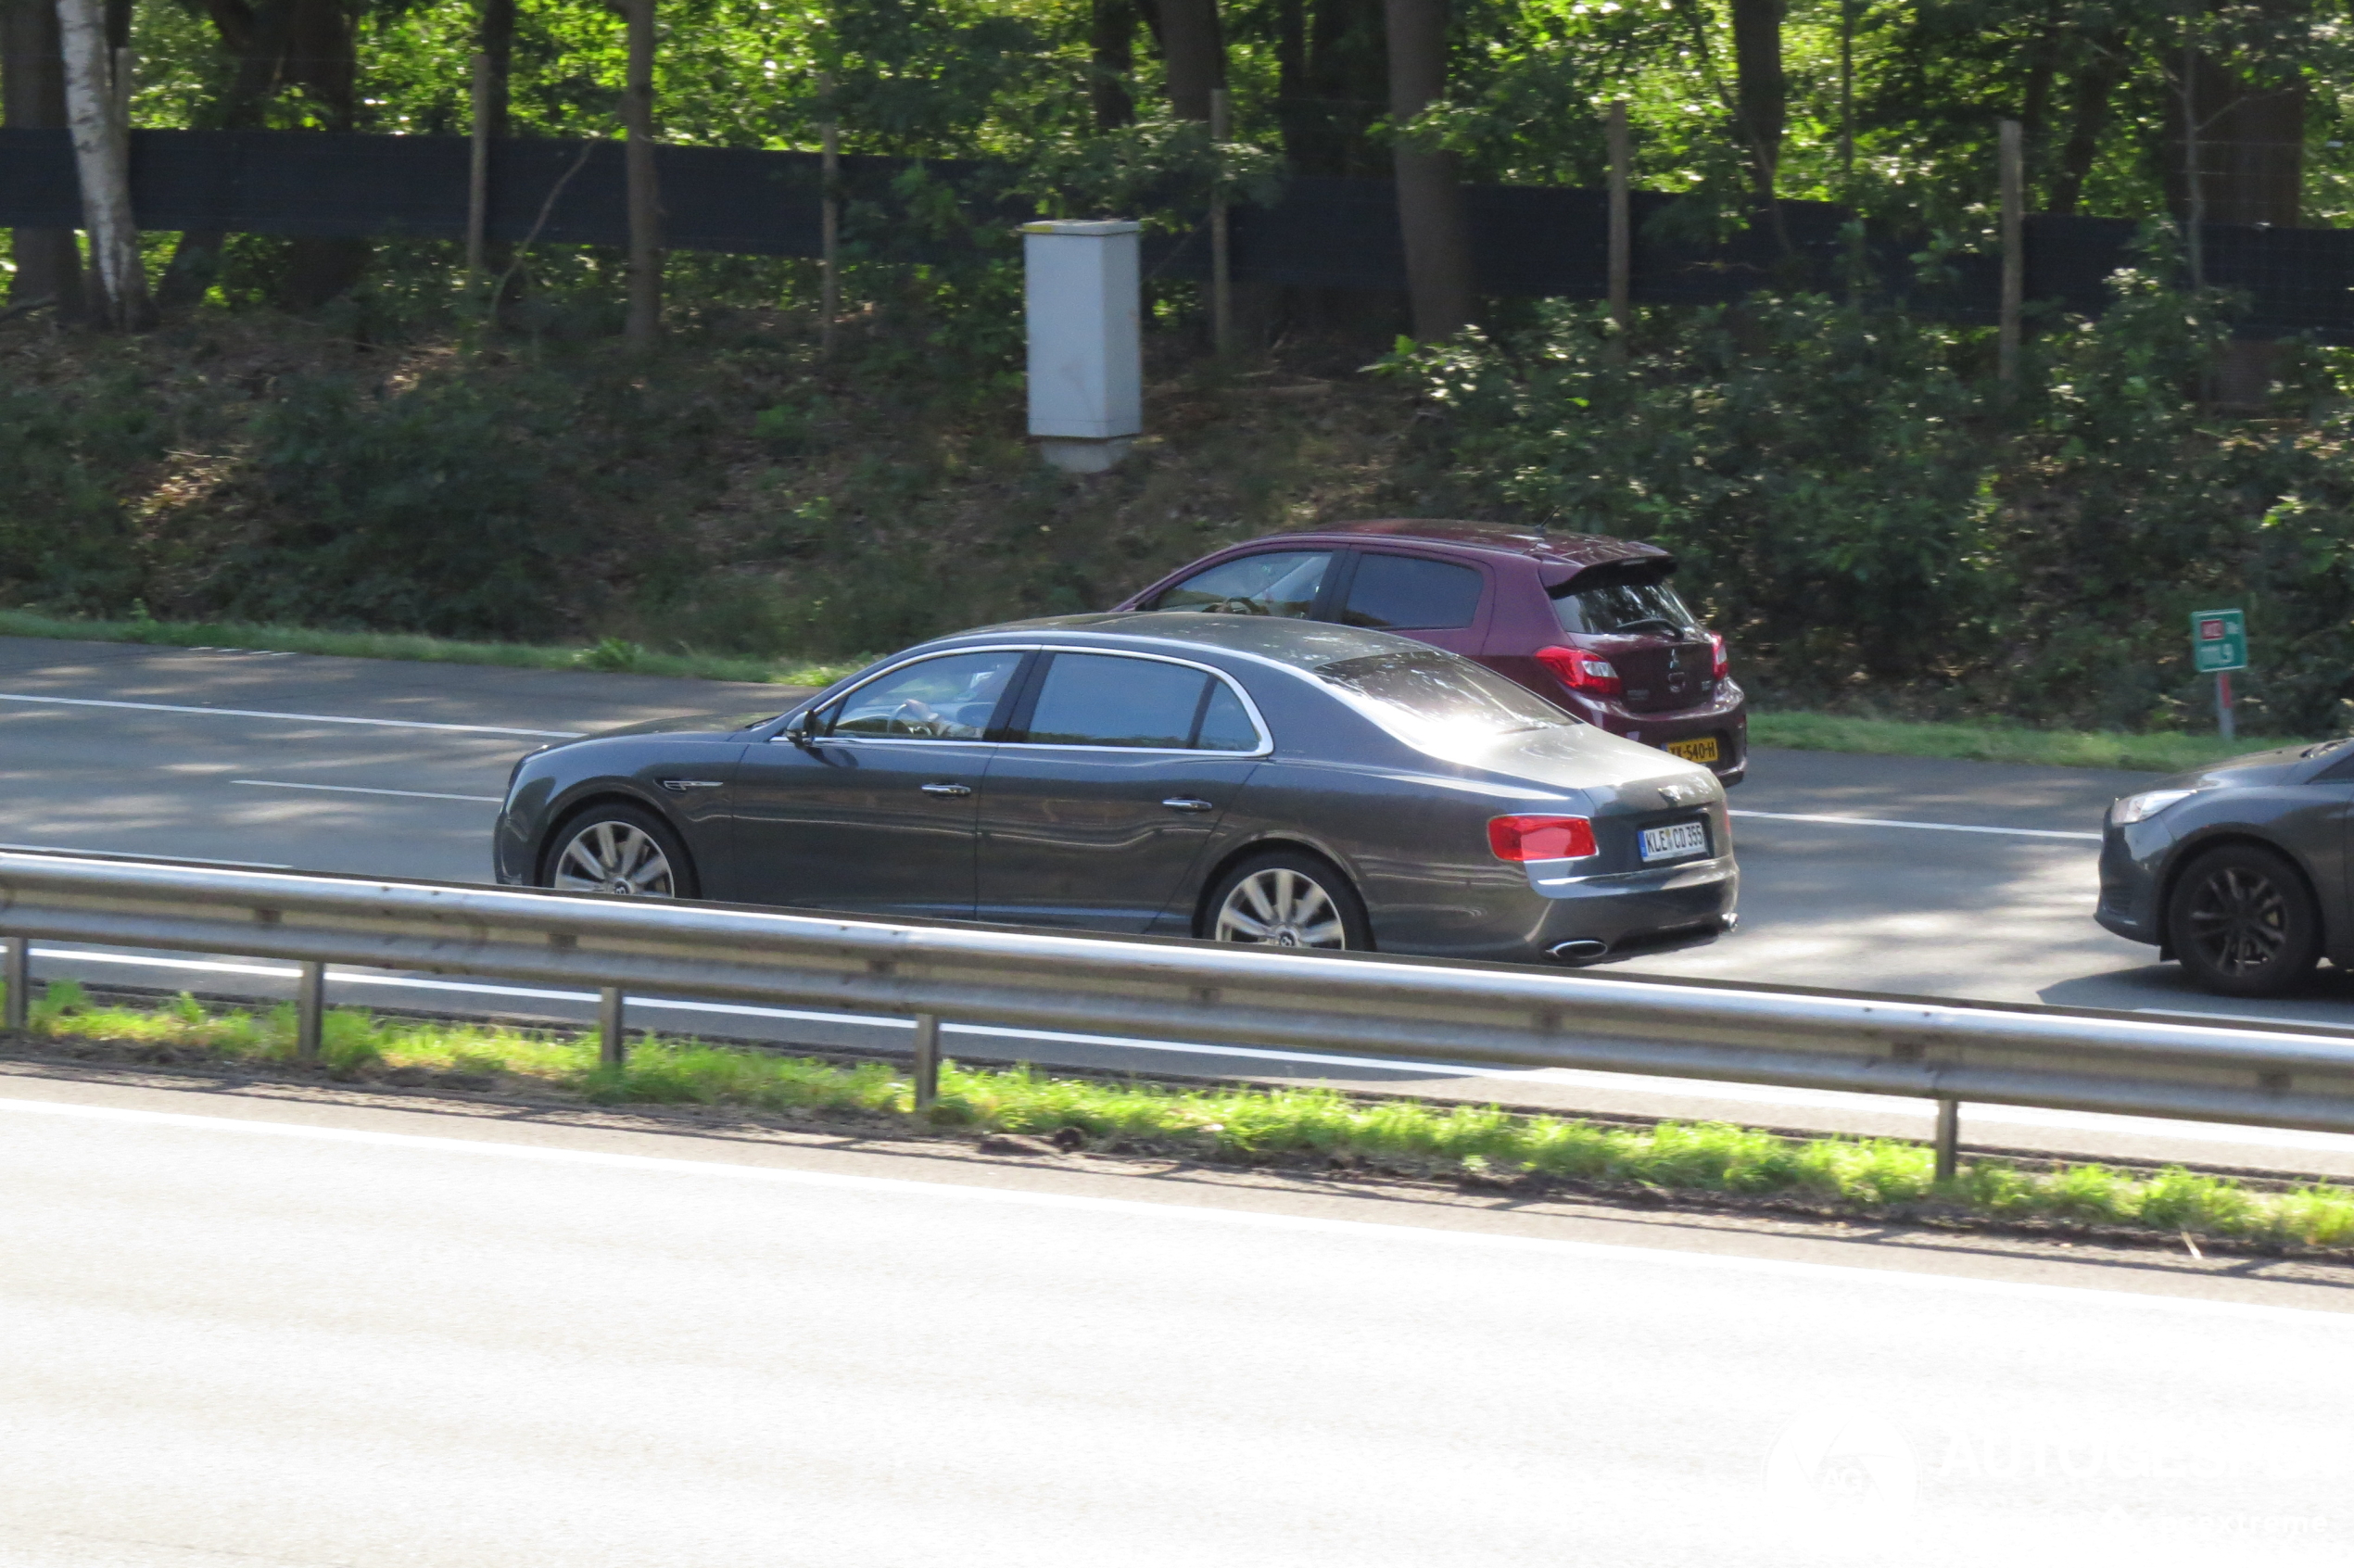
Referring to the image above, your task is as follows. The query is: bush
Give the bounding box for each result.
[221,372,581,639]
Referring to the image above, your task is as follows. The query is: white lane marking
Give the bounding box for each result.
[231,779,504,804]
[0,691,581,739]
[0,1094,2341,1324]
[0,843,293,870]
[30,949,2354,1160]
[1730,808,2102,841]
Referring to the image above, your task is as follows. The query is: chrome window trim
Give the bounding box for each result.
[1003,648,1274,758]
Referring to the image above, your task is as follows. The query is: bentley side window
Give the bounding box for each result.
[829,651,1024,740]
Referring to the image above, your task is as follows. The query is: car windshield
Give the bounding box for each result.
[1552,572,1702,637]
[1315,650,1573,744]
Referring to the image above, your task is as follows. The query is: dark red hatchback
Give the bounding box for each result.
[1114,520,1747,782]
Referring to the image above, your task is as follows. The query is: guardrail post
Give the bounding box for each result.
[296,960,324,1066]
[4,935,28,1031]
[598,987,627,1070]
[912,1012,941,1111]
[1933,1097,1960,1182]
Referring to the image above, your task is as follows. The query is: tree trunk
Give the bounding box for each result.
[278,0,368,307]
[2164,45,2303,405]
[2047,34,2123,216]
[3,0,82,312]
[1157,0,1221,121]
[1728,0,1783,199]
[479,0,513,139]
[167,0,370,310]
[55,0,148,328]
[1383,0,1472,340]
[621,0,661,348]
[1090,0,1134,131]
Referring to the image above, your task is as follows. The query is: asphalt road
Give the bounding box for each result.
[0,1074,2346,1568]
[6,636,2354,1176]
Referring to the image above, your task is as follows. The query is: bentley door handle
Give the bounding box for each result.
[920,782,974,797]
[1161,797,1215,813]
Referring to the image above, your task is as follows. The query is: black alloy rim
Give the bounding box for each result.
[2183,865,2289,977]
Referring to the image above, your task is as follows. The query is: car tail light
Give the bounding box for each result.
[1487,815,1598,862]
[1707,632,1728,680]
[1535,645,1620,697]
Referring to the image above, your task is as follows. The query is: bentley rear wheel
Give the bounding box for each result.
[1206,852,1371,952]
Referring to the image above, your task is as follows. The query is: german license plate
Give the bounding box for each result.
[1640,821,1710,862]
[1665,736,1720,764]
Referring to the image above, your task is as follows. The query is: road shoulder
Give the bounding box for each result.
[4,1053,2347,1318]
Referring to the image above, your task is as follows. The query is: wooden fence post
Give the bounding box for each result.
[1607,99,1630,360]
[467,52,492,288]
[819,71,839,356]
[1209,87,1232,355]
[1999,118,2023,385]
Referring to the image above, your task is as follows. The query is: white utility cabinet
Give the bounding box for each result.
[1022,219,1142,473]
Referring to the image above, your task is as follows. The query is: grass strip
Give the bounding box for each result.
[12,980,2354,1251]
[0,608,869,690]
[1747,711,2325,775]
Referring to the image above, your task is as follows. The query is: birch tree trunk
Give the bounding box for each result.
[54,0,147,328]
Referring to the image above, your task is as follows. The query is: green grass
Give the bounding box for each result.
[11,980,2353,1250]
[1747,711,2327,774]
[0,608,870,690]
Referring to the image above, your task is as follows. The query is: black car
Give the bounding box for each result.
[493,613,1739,967]
[2096,740,2354,994]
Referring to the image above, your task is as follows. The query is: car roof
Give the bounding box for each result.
[932,612,1436,672]
[1247,519,1672,574]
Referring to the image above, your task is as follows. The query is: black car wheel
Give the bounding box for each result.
[540,803,699,900]
[1206,852,1371,951]
[2165,843,2320,997]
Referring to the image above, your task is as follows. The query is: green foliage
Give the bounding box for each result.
[223,372,578,638]
[1386,276,2354,735]
[0,372,171,613]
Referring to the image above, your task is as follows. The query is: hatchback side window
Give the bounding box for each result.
[1018,653,1209,748]
[1338,553,1485,630]
[828,651,1024,740]
[1146,550,1332,618]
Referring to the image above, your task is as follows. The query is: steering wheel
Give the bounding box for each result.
[886,701,942,738]
[1204,596,1268,615]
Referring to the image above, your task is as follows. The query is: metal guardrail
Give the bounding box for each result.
[5,848,2354,1176]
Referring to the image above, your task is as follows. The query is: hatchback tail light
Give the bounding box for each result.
[1707,632,1728,681]
[1535,645,1620,697]
[1487,815,1599,862]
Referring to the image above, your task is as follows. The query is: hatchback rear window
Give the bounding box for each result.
[1315,650,1572,742]
[1552,572,1702,637]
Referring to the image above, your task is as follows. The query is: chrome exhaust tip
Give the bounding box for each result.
[1547,939,1609,963]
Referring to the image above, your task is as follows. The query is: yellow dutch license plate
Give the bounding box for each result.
[1665,737,1720,765]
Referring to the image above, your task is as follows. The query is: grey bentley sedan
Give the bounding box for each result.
[492,614,1738,966]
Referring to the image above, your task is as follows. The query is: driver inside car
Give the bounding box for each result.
[892,662,1012,739]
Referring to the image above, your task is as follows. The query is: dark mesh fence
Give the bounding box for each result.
[5,127,2352,340]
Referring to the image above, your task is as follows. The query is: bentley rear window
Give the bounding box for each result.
[1315,650,1572,740]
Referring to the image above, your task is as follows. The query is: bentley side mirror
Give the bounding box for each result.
[777,712,814,746]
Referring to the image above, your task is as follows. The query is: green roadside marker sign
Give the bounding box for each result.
[2190,608,2247,674]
